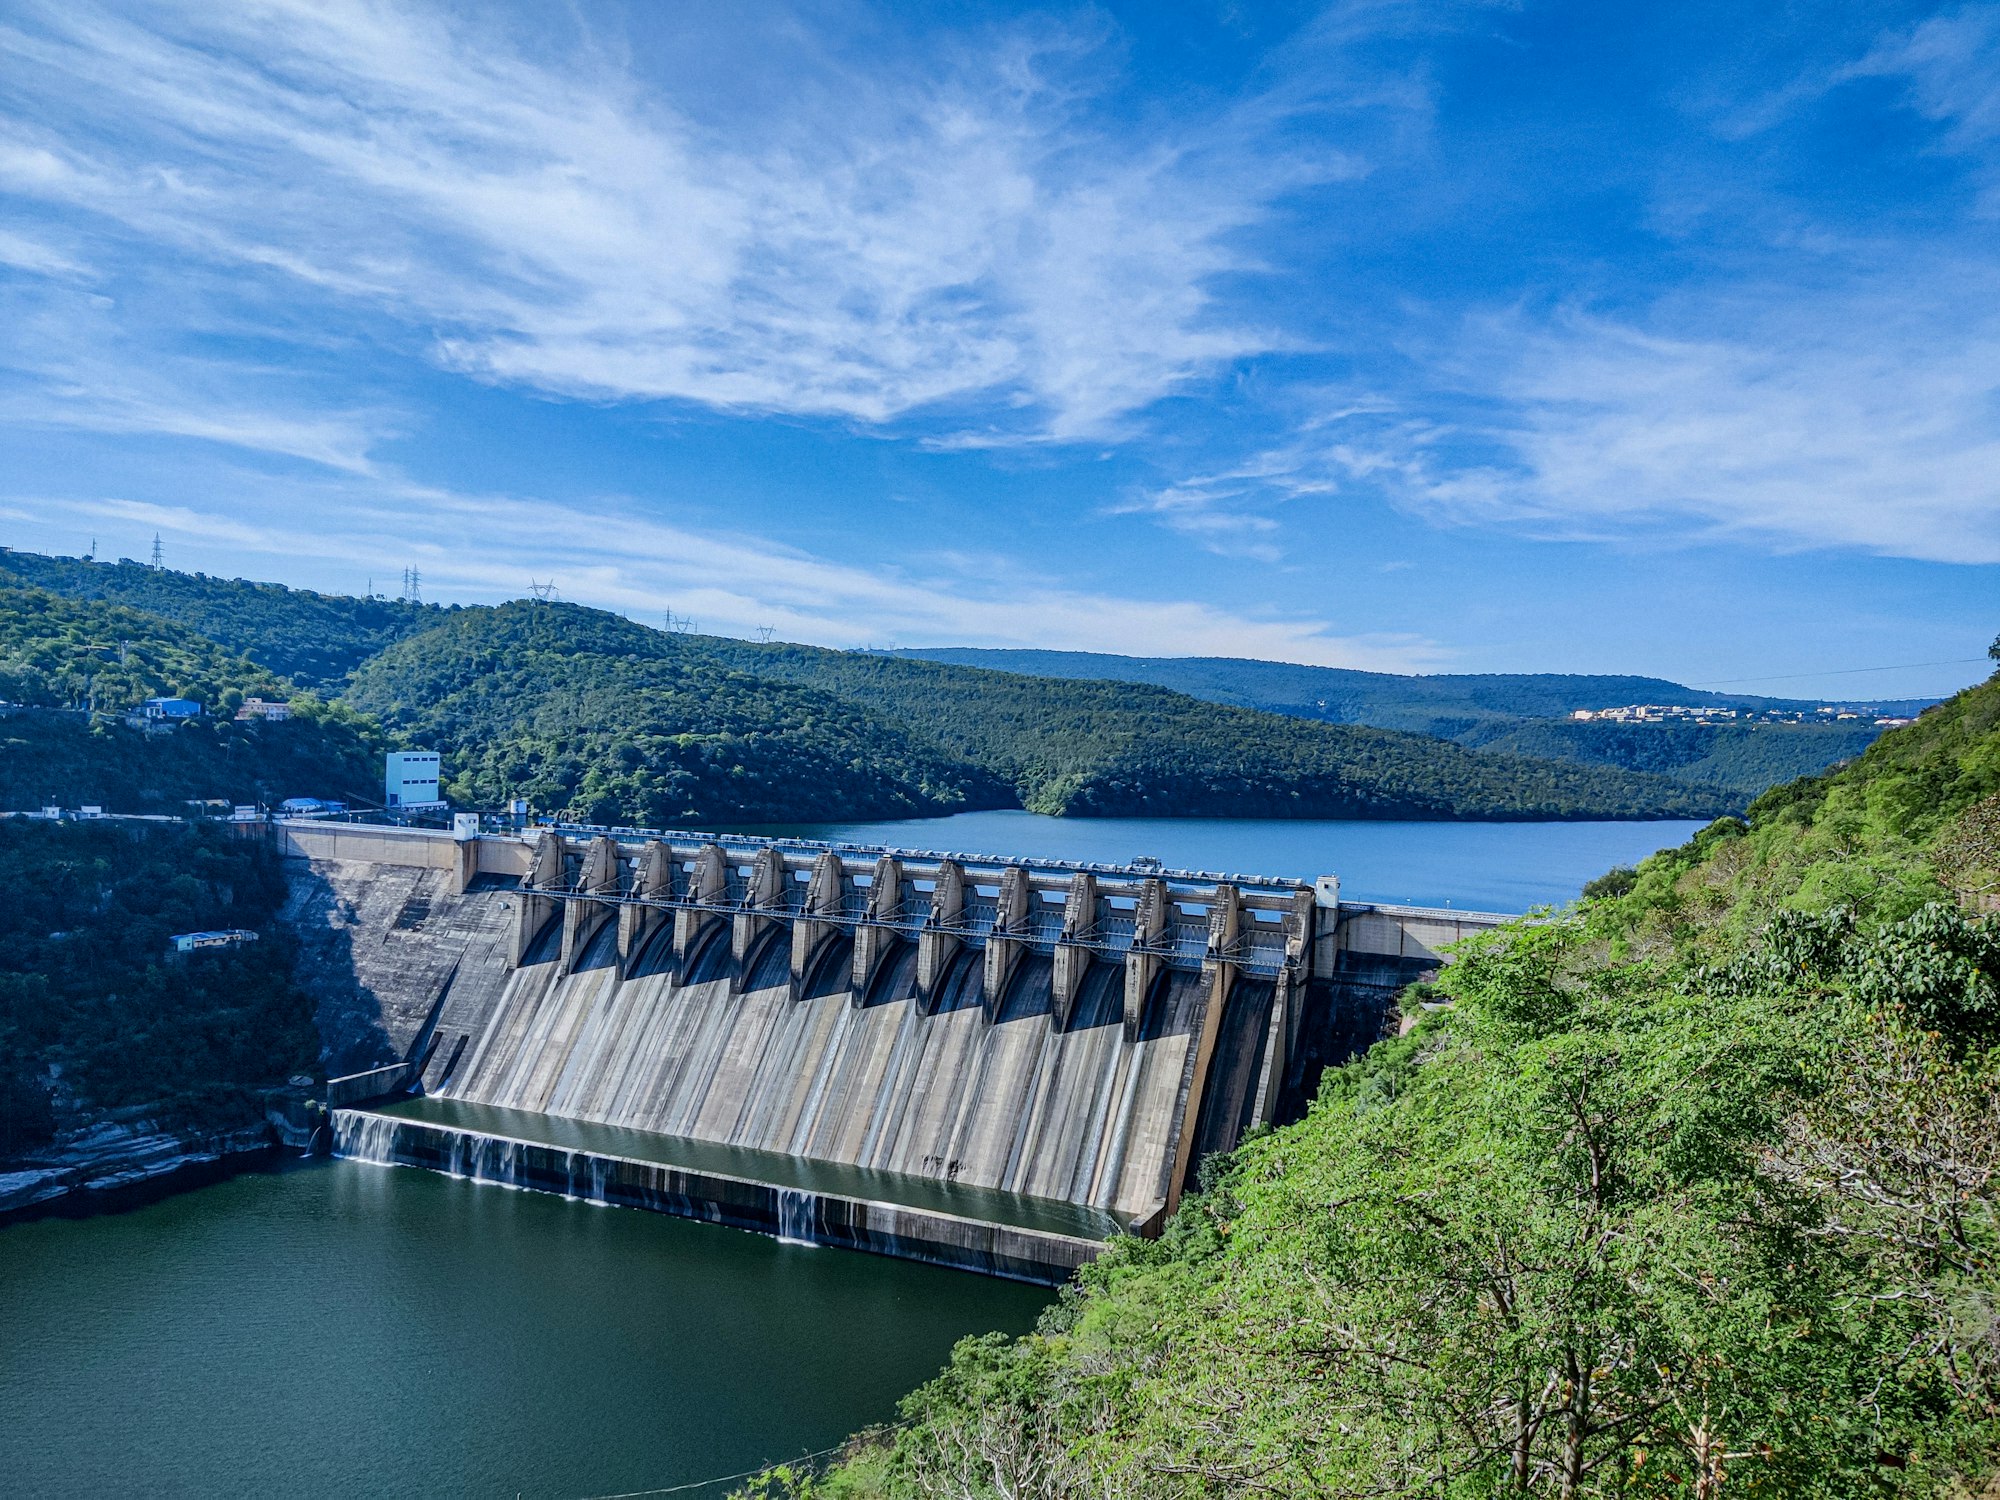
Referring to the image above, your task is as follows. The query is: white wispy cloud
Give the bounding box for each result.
[0,226,82,277]
[1845,4,2000,157]
[0,281,388,473]
[1325,270,2000,563]
[27,478,1440,670]
[0,0,1362,441]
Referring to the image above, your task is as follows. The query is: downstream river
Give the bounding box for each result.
[1,815,1701,1497]
[0,1161,1048,1498]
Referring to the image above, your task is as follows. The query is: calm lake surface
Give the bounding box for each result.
[1,815,1705,1497]
[729,811,1708,913]
[0,1161,1048,1499]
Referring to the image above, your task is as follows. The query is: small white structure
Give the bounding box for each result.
[171,929,260,955]
[385,750,444,810]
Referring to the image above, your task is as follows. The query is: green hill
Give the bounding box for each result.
[0,553,1916,808]
[0,550,438,691]
[0,582,379,812]
[767,671,2000,1499]
[343,603,1013,824]
[0,582,288,711]
[1460,718,1883,798]
[350,602,1726,825]
[0,552,1747,823]
[893,646,1928,727]
[675,636,1726,820]
[895,646,1916,798]
[0,819,321,1155]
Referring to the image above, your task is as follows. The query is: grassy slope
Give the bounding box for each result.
[768,675,2000,1500]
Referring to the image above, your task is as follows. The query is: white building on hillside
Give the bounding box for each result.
[385,750,444,810]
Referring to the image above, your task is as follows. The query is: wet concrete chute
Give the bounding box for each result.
[286,819,1510,1282]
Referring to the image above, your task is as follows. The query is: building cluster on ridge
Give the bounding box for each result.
[1570,703,1913,727]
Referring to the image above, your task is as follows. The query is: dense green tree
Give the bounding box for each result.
[0,551,437,690]
[0,820,321,1157]
[344,601,1012,824]
[689,635,1728,820]
[745,672,2000,1499]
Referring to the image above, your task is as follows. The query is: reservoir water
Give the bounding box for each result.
[726,811,1708,913]
[0,1160,1048,1498]
[1,815,1705,1496]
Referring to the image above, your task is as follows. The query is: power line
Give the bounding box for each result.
[1691,657,1987,688]
[573,1435,857,1499]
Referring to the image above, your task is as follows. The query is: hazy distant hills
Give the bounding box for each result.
[0,550,1729,823]
[893,647,1926,797]
[891,647,1930,728]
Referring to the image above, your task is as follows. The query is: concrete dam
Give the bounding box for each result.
[286,820,1506,1282]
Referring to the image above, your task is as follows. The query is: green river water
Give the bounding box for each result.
[0,1160,1049,1498]
[0,816,1708,1496]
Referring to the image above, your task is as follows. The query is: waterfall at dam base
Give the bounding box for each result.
[330,1105,1103,1284]
[290,823,1505,1277]
[420,917,1258,1232]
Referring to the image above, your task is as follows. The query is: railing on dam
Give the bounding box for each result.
[520,848,1301,975]
[270,815,1519,982]
[500,816,1314,892]
[504,824,1319,1002]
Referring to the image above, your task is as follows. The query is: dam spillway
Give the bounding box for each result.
[284,820,1509,1277]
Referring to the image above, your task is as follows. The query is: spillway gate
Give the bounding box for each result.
[280,818,1513,1279]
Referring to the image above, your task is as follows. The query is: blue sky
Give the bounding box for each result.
[0,0,1995,700]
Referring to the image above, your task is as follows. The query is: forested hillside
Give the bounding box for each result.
[0,582,380,812]
[894,646,1922,727]
[685,636,1726,820]
[1461,718,1883,798]
[0,820,320,1158]
[899,646,1911,792]
[0,550,437,691]
[760,671,2000,1499]
[0,550,1783,822]
[0,582,288,710]
[344,603,1013,824]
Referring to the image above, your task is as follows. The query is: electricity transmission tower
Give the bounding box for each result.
[755,625,776,643]
[150,533,163,568]
[529,579,559,604]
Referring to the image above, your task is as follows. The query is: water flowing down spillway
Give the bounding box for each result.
[420,915,1257,1227]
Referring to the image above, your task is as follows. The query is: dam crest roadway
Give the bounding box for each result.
[284,818,1509,1282]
